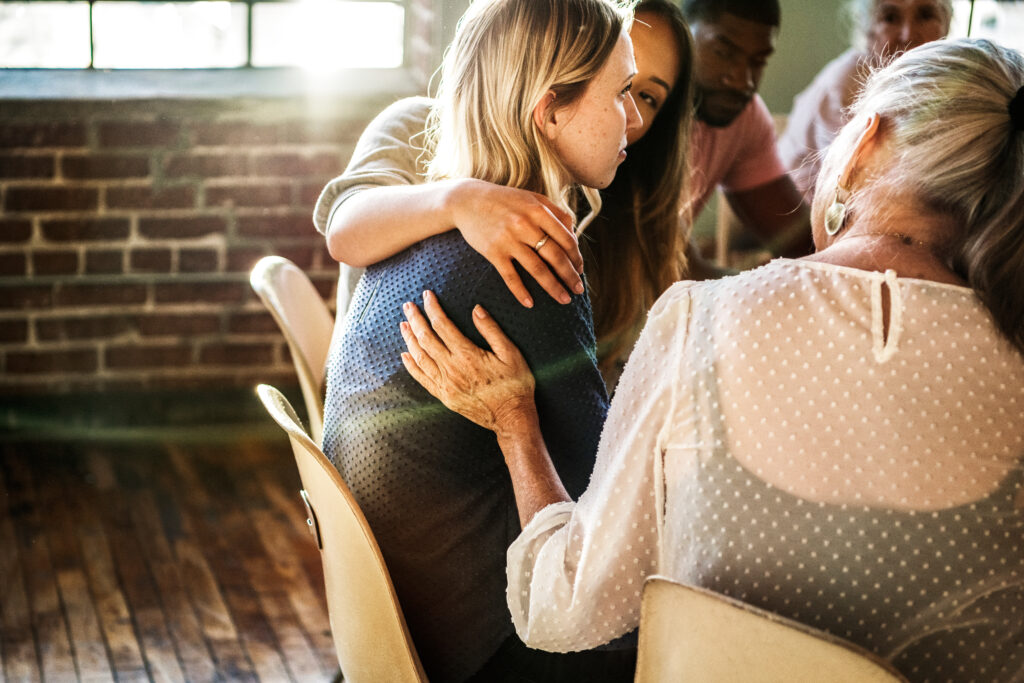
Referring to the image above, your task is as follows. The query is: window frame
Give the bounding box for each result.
[0,0,454,100]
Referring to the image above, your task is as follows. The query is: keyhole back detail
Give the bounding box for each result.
[872,269,902,362]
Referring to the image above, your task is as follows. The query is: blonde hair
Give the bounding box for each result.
[425,0,630,230]
[823,38,1024,352]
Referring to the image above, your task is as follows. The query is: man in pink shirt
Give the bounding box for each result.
[684,0,812,258]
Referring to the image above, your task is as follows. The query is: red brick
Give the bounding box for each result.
[105,344,192,369]
[136,313,220,336]
[0,285,53,309]
[192,122,283,146]
[227,311,279,334]
[0,219,33,243]
[0,252,27,276]
[98,121,180,148]
[0,319,28,342]
[206,184,291,208]
[250,153,339,178]
[280,121,363,145]
[235,213,313,238]
[163,153,248,178]
[0,154,56,179]
[225,246,267,273]
[106,185,195,209]
[85,250,124,274]
[199,342,275,366]
[5,187,99,212]
[56,283,148,307]
[129,248,172,273]
[178,249,219,273]
[311,276,337,300]
[35,315,135,341]
[298,180,329,207]
[42,218,130,242]
[138,216,224,240]
[32,251,78,276]
[0,123,87,149]
[62,154,150,179]
[6,349,98,374]
[154,281,247,305]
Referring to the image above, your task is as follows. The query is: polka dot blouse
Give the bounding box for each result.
[507,259,1023,682]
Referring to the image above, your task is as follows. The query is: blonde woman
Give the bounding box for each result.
[402,38,1024,680]
[321,0,642,680]
[315,0,695,386]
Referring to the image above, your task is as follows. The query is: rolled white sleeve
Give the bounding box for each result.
[505,284,695,651]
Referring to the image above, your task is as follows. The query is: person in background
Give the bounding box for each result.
[779,0,952,198]
[682,0,813,257]
[314,0,695,385]
[399,37,1024,682]
[320,0,645,680]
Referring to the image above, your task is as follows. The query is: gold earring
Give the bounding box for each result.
[824,176,850,236]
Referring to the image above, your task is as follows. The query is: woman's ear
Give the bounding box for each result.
[532,90,559,141]
[838,113,882,188]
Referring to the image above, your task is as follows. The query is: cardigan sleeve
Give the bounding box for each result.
[312,96,432,235]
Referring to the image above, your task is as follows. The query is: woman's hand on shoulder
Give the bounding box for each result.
[444,179,585,308]
[399,290,538,437]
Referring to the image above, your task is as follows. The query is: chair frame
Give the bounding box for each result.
[635,575,907,683]
[255,384,428,683]
[250,256,334,443]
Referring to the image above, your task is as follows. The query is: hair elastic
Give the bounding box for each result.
[1010,85,1024,131]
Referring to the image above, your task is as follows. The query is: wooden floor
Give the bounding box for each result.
[0,432,339,682]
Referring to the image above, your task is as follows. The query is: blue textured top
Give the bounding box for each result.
[322,229,609,683]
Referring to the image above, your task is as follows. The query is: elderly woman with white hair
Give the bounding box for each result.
[399,38,1024,681]
[779,0,952,197]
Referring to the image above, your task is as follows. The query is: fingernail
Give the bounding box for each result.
[399,321,409,333]
[423,290,433,302]
[559,292,571,304]
[403,301,412,312]
[574,281,584,294]
[522,297,533,308]
[474,305,487,319]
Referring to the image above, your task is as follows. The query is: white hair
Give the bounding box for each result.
[820,38,1024,352]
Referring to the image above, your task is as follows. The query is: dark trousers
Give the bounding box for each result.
[465,633,637,683]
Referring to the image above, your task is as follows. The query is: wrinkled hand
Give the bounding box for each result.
[399,290,537,435]
[448,179,584,308]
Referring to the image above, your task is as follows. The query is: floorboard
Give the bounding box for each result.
[0,436,337,682]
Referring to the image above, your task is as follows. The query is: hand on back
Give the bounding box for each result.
[448,179,585,308]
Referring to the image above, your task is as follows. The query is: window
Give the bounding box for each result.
[949,0,1024,51]
[0,0,407,70]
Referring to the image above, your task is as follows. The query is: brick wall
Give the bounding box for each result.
[0,96,395,396]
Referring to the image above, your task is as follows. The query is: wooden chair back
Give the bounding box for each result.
[255,384,428,683]
[250,256,334,442]
[635,576,907,683]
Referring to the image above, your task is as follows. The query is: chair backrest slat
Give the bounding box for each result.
[250,256,334,443]
[635,576,906,683]
[256,384,428,683]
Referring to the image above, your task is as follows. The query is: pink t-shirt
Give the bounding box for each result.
[688,94,787,216]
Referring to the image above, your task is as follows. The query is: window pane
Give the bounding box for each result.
[0,2,91,68]
[92,1,248,68]
[950,0,1024,51]
[252,0,404,69]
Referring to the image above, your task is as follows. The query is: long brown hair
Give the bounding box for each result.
[585,0,695,371]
